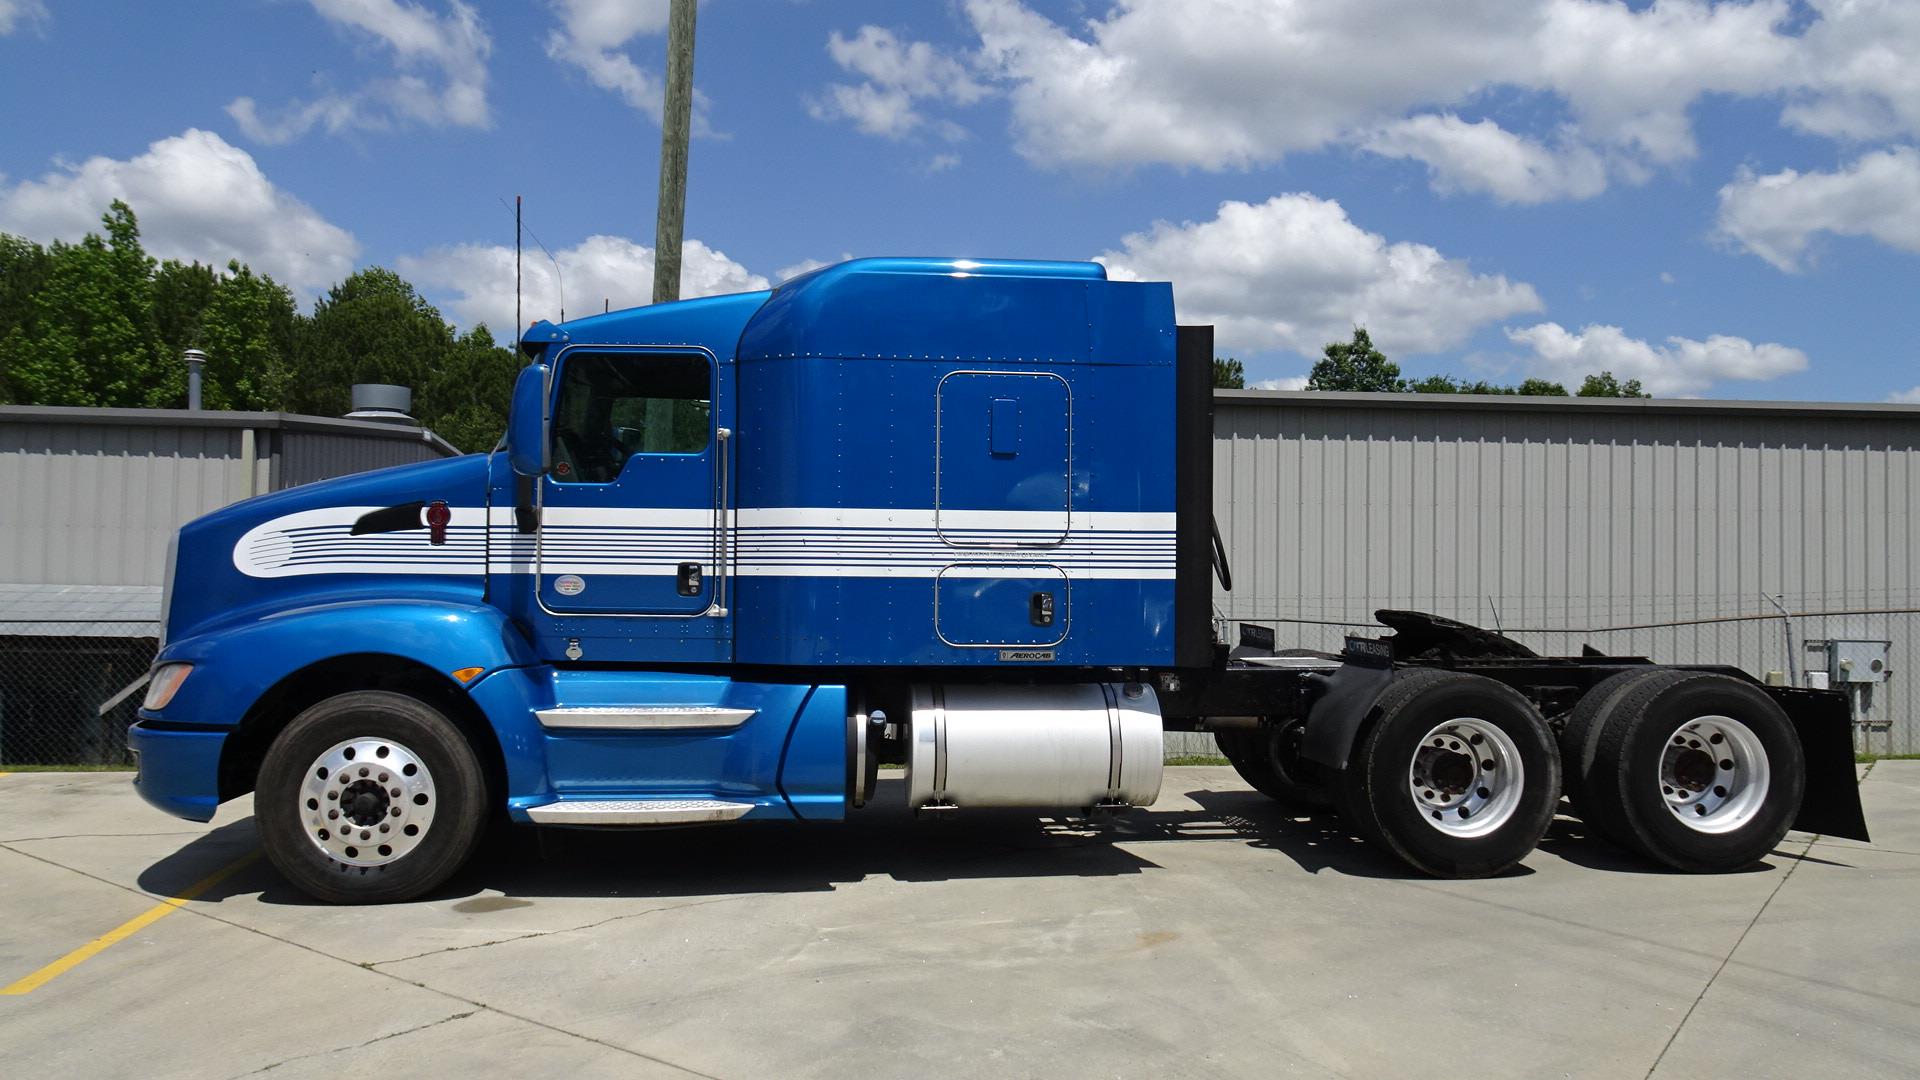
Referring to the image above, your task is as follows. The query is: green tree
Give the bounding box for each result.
[1212,356,1245,389]
[0,201,167,406]
[288,267,457,419]
[1516,377,1572,396]
[0,234,53,402]
[1406,375,1570,395]
[152,259,217,367]
[1576,371,1649,398]
[418,324,521,452]
[170,262,299,410]
[1307,328,1401,392]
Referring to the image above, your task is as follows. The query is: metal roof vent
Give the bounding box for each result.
[345,383,414,424]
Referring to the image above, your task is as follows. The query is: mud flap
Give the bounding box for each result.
[1298,639,1395,772]
[1770,687,1870,842]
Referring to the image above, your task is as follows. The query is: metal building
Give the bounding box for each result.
[0,406,459,765]
[1208,390,1919,755]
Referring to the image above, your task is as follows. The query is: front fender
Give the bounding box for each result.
[143,599,540,730]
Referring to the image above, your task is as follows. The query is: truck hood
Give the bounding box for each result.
[164,452,493,644]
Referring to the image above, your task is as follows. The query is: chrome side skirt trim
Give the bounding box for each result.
[534,706,755,731]
[524,799,755,825]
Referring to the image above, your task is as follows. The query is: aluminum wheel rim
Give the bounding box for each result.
[1409,718,1524,838]
[1661,714,1769,835]
[300,737,437,867]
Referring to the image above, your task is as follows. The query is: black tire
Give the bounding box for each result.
[255,690,489,904]
[1217,719,1333,808]
[1588,671,1804,872]
[1336,668,1561,878]
[1557,669,1661,836]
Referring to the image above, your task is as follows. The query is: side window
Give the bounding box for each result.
[549,353,712,483]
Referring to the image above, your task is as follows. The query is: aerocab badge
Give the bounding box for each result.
[998,649,1056,662]
[554,574,587,596]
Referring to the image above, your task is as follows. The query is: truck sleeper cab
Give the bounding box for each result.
[128,257,1868,904]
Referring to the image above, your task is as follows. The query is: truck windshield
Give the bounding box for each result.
[549,352,712,482]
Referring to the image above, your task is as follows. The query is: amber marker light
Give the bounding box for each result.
[451,666,485,683]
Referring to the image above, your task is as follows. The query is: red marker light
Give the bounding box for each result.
[425,501,451,546]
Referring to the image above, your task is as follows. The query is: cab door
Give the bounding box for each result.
[534,345,732,656]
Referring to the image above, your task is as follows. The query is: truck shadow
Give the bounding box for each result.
[138,781,1452,906]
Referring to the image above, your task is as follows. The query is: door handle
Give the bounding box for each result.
[677,562,703,597]
[1030,591,1055,627]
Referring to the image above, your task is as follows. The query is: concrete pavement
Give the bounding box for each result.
[1,764,1916,1078]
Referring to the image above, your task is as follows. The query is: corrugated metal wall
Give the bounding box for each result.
[275,429,444,488]
[0,420,258,586]
[0,411,458,589]
[1211,393,1920,754]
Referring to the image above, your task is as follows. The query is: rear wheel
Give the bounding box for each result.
[255,690,488,904]
[1218,718,1332,808]
[1588,671,1804,872]
[1557,669,1661,838]
[1335,669,1560,878]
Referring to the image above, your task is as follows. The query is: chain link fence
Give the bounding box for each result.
[0,624,157,767]
[5,615,1897,770]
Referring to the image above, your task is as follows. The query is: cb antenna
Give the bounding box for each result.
[501,195,565,324]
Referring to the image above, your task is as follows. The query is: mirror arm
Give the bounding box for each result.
[514,474,540,534]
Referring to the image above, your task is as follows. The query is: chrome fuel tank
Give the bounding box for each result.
[906,683,1162,810]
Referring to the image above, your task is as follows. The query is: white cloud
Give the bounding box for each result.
[1504,322,1807,395]
[0,129,359,297]
[227,0,492,144]
[398,233,768,334]
[925,152,962,173]
[1096,195,1542,358]
[1716,146,1920,271]
[814,1,1920,206]
[773,254,854,284]
[1889,387,1920,404]
[0,0,48,35]
[543,0,717,128]
[1782,0,1920,143]
[963,0,1801,175]
[1251,376,1310,391]
[808,25,987,139]
[1360,114,1607,204]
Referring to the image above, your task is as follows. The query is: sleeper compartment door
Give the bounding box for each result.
[935,371,1069,544]
[537,347,726,618]
[934,371,1071,647]
[936,564,1068,647]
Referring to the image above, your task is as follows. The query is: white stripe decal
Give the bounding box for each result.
[236,505,1177,580]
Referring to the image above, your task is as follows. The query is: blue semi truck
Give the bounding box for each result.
[129,257,1868,903]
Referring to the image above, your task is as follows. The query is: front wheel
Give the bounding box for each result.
[1335,669,1561,878]
[255,691,488,904]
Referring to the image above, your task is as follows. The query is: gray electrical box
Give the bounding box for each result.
[1828,640,1891,684]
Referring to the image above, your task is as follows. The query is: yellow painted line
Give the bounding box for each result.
[1,852,259,995]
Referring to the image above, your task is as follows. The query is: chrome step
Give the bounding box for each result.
[524,799,756,825]
[534,706,755,731]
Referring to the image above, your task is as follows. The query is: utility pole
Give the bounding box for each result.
[651,0,697,305]
[515,195,522,348]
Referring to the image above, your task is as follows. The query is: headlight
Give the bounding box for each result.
[142,663,194,711]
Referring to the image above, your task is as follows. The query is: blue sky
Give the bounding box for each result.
[1,1,1916,400]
